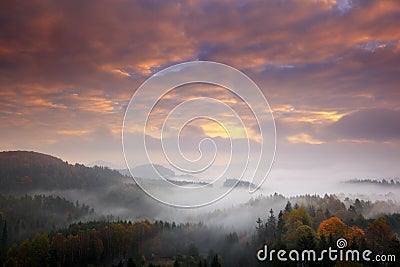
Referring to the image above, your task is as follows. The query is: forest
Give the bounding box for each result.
[1,194,400,266]
[0,151,400,266]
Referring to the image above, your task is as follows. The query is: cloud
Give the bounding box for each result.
[325,109,400,141]
[0,0,399,175]
[287,133,325,145]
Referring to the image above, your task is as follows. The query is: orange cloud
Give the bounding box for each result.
[287,133,324,145]
[0,0,399,166]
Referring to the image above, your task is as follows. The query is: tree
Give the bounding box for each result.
[346,226,365,249]
[0,220,7,264]
[388,236,400,267]
[318,234,330,266]
[266,209,276,244]
[127,257,136,267]
[354,199,363,214]
[284,201,292,213]
[89,229,104,264]
[267,209,276,229]
[317,217,346,241]
[30,233,50,267]
[277,210,284,241]
[285,225,316,249]
[1,220,7,251]
[284,207,313,234]
[297,228,317,251]
[173,259,180,267]
[210,254,222,267]
[187,243,199,260]
[256,217,263,230]
[367,216,393,252]
[18,239,32,266]
[256,217,264,242]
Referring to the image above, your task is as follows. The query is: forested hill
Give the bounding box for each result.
[0,151,126,193]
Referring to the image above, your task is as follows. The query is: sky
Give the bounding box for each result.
[1,0,400,189]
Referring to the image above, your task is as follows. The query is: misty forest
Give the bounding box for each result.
[1,151,400,267]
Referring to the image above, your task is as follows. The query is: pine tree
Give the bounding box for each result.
[284,201,292,213]
[388,236,400,267]
[256,217,263,230]
[319,234,327,251]
[256,217,264,243]
[127,257,136,267]
[211,254,222,267]
[277,210,284,241]
[266,209,276,244]
[308,205,316,217]
[0,220,4,267]
[0,220,7,255]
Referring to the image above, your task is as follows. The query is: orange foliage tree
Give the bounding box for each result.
[317,217,346,241]
[345,226,365,248]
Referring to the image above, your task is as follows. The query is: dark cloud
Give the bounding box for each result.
[325,109,400,141]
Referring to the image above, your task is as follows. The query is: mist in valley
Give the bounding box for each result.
[30,164,400,233]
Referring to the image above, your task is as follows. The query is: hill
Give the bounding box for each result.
[0,151,126,194]
[132,163,175,179]
[0,151,162,222]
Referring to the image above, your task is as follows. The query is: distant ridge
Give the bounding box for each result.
[345,178,400,187]
[88,160,123,170]
[223,178,256,189]
[132,164,175,179]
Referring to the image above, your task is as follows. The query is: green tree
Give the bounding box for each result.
[277,210,284,241]
[127,257,136,267]
[388,236,400,267]
[0,220,7,264]
[210,254,222,267]
[285,225,316,249]
[1,220,7,252]
[187,243,199,260]
[284,201,292,213]
[30,233,50,267]
[266,209,276,244]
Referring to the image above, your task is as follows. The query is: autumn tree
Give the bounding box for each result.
[317,217,346,241]
[366,216,393,253]
[345,226,365,249]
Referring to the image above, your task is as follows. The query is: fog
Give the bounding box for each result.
[32,170,400,232]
